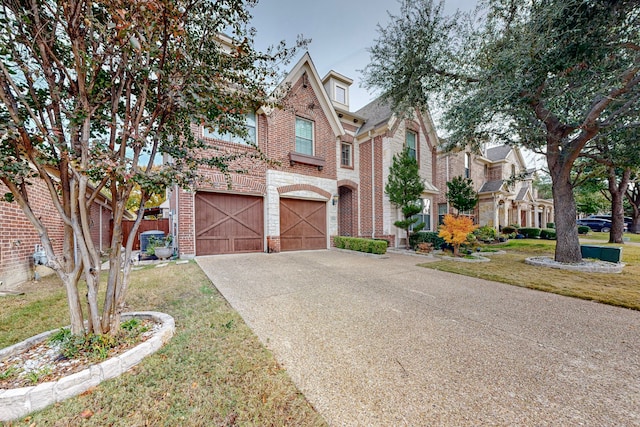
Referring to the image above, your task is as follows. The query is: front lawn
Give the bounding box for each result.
[421,239,640,310]
[1,262,326,426]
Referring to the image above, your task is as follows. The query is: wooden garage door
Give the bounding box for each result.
[195,192,263,255]
[280,198,326,251]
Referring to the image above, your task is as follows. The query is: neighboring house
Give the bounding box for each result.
[435,145,554,229]
[0,180,113,289]
[169,53,440,255]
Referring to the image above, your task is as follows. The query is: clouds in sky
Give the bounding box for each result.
[249,0,477,110]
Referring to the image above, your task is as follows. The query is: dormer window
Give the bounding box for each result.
[335,85,346,104]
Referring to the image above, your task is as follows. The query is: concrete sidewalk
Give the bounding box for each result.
[197,250,640,426]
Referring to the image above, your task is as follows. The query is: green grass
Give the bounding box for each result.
[579,232,640,243]
[1,262,326,426]
[423,239,640,310]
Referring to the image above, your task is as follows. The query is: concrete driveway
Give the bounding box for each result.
[197,250,640,426]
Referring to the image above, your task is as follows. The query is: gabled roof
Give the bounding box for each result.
[516,186,535,202]
[479,180,507,194]
[354,97,393,136]
[486,145,512,161]
[273,52,344,137]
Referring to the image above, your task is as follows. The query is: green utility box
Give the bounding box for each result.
[580,245,623,263]
[599,246,622,263]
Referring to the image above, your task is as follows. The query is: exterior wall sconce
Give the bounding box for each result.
[332,194,339,205]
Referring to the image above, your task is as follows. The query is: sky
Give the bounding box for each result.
[249,0,543,169]
[249,0,478,111]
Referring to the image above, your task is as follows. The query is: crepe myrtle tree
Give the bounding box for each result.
[385,147,426,246]
[363,0,640,263]
[0,0,305,336]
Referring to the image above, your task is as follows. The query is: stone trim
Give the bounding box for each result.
[0,312,175,422]
[278,184,331,200]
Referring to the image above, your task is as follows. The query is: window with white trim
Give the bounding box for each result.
[295,117,314,155]
[202,112,256,145]
[410,198,431,231]
[341,142,352,167]
[406,130,417,160]
[465,153,471,178]
[335,85,346,104]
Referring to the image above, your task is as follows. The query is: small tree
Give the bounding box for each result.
[385,148,426,246]
[446,176,478,215]
[438,214,477,256]
[0,0,304,336]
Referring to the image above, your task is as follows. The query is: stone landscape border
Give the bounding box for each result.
[0,311,175,422]
[525,256,625,273]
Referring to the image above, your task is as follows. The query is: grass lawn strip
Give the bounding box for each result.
[1,262,326,426]
[420,238,640,311]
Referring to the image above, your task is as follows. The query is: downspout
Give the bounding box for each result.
[370,131,375,239]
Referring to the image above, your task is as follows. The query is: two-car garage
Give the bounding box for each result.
[194,192,327,255]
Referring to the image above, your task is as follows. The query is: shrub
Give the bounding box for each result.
[438,214,477,256]
[333,236,387,254]
[546,222,555,229]
[540,228,557,239]
[501,225,517,234]
[519,227,541,238]
[474,225,497,242]
[578,225,591,235]
[409,231,446,250]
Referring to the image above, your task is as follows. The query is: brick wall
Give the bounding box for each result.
[0,179,116,288]
[266,76,337,180]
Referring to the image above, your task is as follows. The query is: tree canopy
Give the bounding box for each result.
[0,0,304,335]
[364,0,640,263]
[446,176,478,215]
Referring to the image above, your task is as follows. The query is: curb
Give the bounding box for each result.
[0,312,175,422]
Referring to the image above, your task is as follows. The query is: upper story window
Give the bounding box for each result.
[341,142,352,167]
[335,85,346,104]
[202,112,256,146]
[295,117,314,155]
[465,153,471,178]
[511,164,517,177]
[406,130,417,160]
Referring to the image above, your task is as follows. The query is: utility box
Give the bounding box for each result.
[600,247,622,263]
[140,230,165,254]
[580,245,601,259]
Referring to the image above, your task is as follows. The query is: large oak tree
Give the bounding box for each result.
[363,0,640,263]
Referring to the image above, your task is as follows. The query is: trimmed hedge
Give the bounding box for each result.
[546,222,555,229]
[578,225,591,235]
[501,225,518,234]
[409,231,446,250]
[540,228,557,240]
[334,236,388,255]
[519,227,541,238]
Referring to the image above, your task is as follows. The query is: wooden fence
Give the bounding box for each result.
[122,219,170,251]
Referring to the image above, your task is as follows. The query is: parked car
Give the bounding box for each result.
[588,214,632,226]
[577,218,627,232]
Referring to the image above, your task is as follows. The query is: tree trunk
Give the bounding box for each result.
[549,159,582,263]
[607,167,630,244]
[626,181,640,233]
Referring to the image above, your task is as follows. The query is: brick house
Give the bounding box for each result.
[0,180,113,289]
[435,145,554,229]
[169,53,441,256]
